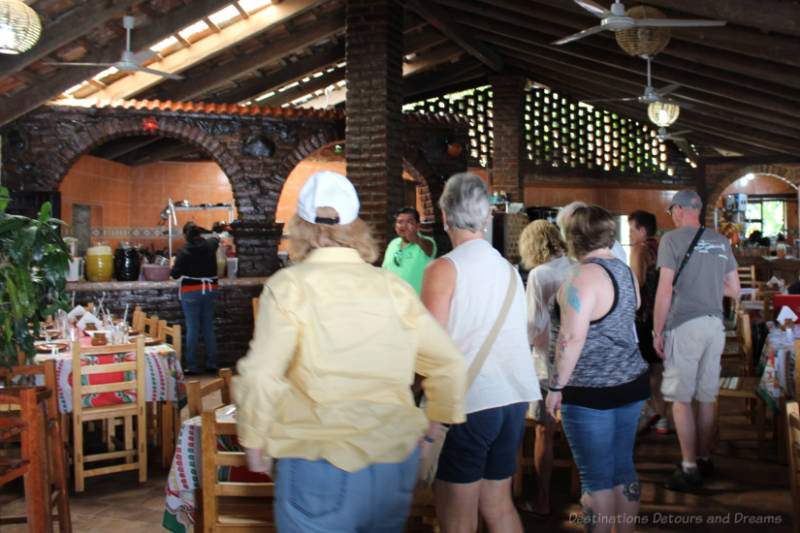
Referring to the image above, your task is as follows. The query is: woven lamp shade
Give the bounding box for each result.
[648,101,680,128]
[0,0,41,55]
[615,6,671,57]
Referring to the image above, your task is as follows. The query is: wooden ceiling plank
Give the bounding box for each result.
[407,0,503,71]
[0,0,145,78]
[458,0,800,89]
[208,41,345,104]
[477,30,800,120]
[145,9,344,102]
[93,137,163,160]
[403,44,464,76]
[88,0,331,102]
[124,141,202,167]
[0,0,234,127]
[641,0,800,37]
[403,58,488,100]
[262,69,344,107]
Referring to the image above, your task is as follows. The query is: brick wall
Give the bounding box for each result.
[490,75,525,202]
[345,0,405,244]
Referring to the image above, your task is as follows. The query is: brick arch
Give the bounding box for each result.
[706,164,800,227]
[35,118,244,192]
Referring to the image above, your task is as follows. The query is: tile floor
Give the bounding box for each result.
[0,380,794,532]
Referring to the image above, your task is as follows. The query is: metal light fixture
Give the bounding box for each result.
[0,0,41,55]
[647,101,680,128]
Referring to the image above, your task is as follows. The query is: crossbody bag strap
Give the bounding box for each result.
[673,227,704,287]
[466,262,518,387]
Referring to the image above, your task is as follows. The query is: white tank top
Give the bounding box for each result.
[444,239,541,414]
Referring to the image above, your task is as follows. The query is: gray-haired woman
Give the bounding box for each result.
[421,172,540,533]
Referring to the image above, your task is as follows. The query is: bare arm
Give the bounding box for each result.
[629,245,646,289]
[420,258,456,328]
[545,265,598,418]
[652,266,675,358]
[723,269,741,299]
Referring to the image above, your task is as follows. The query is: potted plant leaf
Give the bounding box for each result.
[0,186,71,366]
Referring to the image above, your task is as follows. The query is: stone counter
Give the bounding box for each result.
[65,277,269,368]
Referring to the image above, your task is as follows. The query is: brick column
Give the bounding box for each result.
[345,0,404,246]
[490,75,526,202]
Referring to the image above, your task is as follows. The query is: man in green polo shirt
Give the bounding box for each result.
[382,207,436,295]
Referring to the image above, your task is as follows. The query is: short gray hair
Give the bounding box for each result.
[556,200,587,230]
[438,173,490,232]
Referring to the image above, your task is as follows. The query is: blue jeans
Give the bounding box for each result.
[275,446,419,533]
[560,400,645,494]
[180,289,218,372]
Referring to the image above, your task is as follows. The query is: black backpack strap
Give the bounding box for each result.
[673,227,704,287]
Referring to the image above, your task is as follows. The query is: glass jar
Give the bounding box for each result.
[85,244,113,282]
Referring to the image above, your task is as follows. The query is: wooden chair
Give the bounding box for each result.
[513,417,580,500]
[786,401,800,533]
[144,314,160,337]
[0,360,72,533]
[721,311,752,376]
[187,368,233,418]
[201,406,275,532]
[71,337,147,492]
[738,265,762,289]
[131,306,145,332]
[715,375,767,459]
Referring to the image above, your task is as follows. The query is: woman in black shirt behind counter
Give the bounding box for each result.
[170,221,219,375]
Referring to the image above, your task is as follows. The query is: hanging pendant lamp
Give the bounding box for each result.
[647,101,680,128]
[0,0,41,55]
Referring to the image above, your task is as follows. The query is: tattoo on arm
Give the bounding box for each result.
[549,370,560,389]
[557,333,568,352]
[622,480,641,502]
[566,283,581,313]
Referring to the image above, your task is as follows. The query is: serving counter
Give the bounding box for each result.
[65,277,268,367]
[735,254,800,284]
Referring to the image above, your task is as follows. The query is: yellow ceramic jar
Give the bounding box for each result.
[85,244,113,282]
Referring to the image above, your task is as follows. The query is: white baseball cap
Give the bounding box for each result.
[296,171,360,225]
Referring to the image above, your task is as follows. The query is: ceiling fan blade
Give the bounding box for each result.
[573,0,611,18]
[131,49,158,64]
[633,18,726,28]
[583,96,639,103]
[670,129,692,137]
[43,61,116,68]
[133,65,184,80]
[552,24,605,45]
[655,83,680,97]
[673,137,697,160]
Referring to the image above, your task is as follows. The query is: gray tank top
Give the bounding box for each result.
[552,257,648,389]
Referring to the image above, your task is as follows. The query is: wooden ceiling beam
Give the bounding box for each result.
[90,0,329,101]
[93,136,162,161]
[209,41,344,104]
[123,141,203,167]
[479,31,800,123]
[0,0,145,78]
[0,0,233,127]
[403,58,488,100]
[457,14,800,120]
[638,0,800,37]
[143,8,343,102]
[407,0,503,71]
[461,0,800,88]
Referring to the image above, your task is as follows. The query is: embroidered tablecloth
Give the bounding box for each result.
[34,342,186,413]
[162,407,271,533]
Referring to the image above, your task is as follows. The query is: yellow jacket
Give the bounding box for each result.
[234,247,466,472]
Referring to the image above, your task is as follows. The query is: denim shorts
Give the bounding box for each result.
[274,446,419,533]
[436,402,527,484]
[560,399,645,494]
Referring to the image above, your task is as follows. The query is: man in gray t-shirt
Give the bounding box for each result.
[652,190,740,493]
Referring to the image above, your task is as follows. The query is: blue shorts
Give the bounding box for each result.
[560,399,645,494]
[436,402,527,484]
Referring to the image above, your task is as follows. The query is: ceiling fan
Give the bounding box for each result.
[656,126,697,160]
[552,0,726,46]
[45,16,183,80]
[585,55,683,106]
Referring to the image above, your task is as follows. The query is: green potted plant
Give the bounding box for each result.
[0,186,71,366]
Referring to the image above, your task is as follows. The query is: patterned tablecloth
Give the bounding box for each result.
[162,407,271,533]
[757,333,796,412]
[34,341,186,413]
